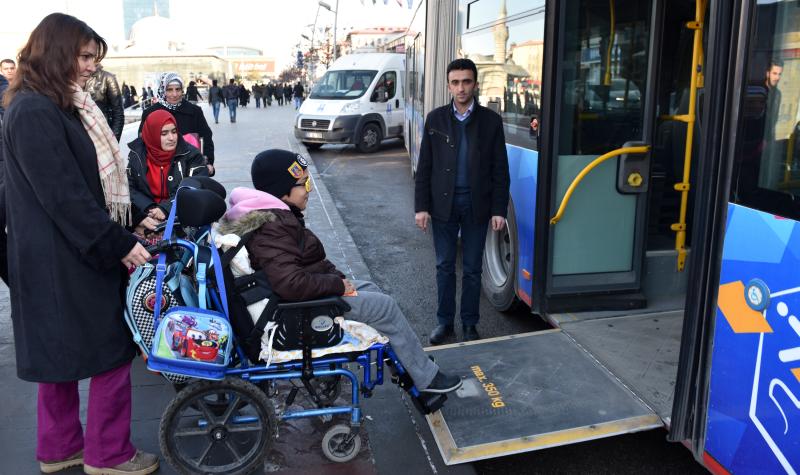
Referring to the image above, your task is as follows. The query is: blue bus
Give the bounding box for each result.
[404,0,800,472]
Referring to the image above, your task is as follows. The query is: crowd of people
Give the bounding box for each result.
[0,12,467,475]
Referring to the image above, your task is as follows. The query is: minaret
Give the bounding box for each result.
[493,0,508,63]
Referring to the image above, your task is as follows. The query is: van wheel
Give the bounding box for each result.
[357,123,382,153]
[303,142,323,151]
[482,199,520,311]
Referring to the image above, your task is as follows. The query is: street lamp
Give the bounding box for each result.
[318,1,339,61]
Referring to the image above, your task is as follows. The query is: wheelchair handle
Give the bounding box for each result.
[144,238,198,256]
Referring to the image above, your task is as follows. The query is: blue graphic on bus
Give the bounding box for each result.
[706,203,800,474]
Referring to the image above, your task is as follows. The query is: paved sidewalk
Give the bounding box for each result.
[0,103,378,474]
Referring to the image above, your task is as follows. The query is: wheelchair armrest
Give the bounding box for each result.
[277,296,351,314]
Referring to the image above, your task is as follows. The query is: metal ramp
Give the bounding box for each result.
[425,330,662,465]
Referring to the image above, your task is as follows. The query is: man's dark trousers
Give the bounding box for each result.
[432,191,488,327]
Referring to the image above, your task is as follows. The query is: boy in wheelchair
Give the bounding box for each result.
[217,149,462,394]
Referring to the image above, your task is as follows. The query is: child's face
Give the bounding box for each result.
[282,169,312,211]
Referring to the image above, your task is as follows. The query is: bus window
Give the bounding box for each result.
[457,2,545,150]
[731,1,800,220]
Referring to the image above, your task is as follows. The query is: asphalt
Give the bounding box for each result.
[0,101,471,474]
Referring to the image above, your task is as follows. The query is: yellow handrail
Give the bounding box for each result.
[669,0,706,271]
[603,0,616,86]
[550,145,650,225]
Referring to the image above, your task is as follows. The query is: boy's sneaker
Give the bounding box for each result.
[39,450,83,473]
[422,371,463,393]
[83,450,158,475]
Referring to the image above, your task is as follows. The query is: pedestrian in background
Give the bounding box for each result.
[122,82,132,108]
[185,80,203,103]
[146,86,154,103]
[1,13,157,474]
[238,83,250,108]
[293,81,304,109]
[140,72,216,175]
[414,58,510,345]
[283,82,292,106]
[276,82,284,106]
[0,58,17,119]
[266,82,275,106]
[85,63,124,141]
[253,82,263,108]
[208,79,224,123]
[223,78,239,123]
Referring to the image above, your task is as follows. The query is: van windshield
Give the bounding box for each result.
[310,70,378,99]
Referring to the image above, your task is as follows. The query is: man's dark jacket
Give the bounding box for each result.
[139,101,215,164]
[414,101,510,222]
[85,67,124,140]
[2,92,138,382]
[126,136,208,226]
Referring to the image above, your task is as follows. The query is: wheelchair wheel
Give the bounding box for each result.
[321,424,361,463]
[160,378,276,475]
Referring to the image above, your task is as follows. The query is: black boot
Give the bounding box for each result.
[429,324,454,345]
[463,325,480,342]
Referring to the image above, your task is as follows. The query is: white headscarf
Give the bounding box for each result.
[157,72,184,111]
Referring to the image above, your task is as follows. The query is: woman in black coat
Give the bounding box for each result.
[1,13,157,474]
[127,108,209,235]
[139,72,216,175]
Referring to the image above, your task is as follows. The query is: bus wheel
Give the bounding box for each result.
[357,123,382,153]
[303,142,323,151]
[482,200,520,311]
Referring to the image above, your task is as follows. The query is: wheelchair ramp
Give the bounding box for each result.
[424,330,662,465]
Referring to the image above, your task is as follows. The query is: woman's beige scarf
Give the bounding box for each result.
[71,83,131,225]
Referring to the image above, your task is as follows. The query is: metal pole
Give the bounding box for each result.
[311,5,321,80]
[333,0,339,60]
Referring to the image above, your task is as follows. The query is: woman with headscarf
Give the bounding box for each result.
[127,109,208,235]
[139,72,216,175]
[1,13,157,474]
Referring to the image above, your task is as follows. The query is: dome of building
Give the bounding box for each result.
[127,14,185,53]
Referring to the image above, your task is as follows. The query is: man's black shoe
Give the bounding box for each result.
[429,324,454,345]
[463,325,480,342]
[421,371,462,393]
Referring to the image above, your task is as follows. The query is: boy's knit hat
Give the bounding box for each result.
[251,149,308,198]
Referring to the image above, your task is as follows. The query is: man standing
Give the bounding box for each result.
[85,64,124,141]
[414,58,510,344]
[293,81,305,110]
[223,79,240,123]
[0,59,16,119]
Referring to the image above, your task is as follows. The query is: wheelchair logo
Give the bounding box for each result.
[719,279,800,474]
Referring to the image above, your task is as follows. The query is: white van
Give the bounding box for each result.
[294,53,405,153]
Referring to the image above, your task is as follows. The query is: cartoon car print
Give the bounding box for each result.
[178,328,219,362]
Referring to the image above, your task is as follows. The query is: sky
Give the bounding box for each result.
[0,0,415,70]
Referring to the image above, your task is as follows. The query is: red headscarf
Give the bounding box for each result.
[141,109,178,203]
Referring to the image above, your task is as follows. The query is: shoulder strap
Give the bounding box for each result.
[221,231,255,267]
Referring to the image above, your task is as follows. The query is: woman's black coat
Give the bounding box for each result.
[1,92,139,382]
[127,136,209,226]
[139,101,215,164]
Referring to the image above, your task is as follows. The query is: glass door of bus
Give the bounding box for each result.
[540,0,656,310]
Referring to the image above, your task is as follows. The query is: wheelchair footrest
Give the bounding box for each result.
[411,392,447,415]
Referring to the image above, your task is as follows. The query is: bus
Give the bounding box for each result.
[404,0,800,473]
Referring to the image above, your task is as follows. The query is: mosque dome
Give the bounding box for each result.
[127,14,185,53]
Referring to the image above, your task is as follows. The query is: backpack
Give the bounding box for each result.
[220,231,345,363]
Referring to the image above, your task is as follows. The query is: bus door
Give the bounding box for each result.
[537,0,658,313]
[670,1,800,473]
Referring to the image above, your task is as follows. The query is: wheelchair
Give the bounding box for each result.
[124,177,447,475]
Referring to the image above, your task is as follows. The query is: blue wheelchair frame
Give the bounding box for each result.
[141,186,443,468]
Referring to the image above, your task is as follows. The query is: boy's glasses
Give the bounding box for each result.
[293,177,312,192]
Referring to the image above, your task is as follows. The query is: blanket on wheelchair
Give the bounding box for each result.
[264,317,388,364]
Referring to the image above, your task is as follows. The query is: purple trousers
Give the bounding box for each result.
[37,360,136,467]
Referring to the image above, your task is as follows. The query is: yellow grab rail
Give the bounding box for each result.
[550,145,651,225]
[669,0,707,271]
[603,0,616,86]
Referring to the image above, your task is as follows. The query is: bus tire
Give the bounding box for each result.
[482,199,520,312]
[303,142,323,151]
[357,123,382,153]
